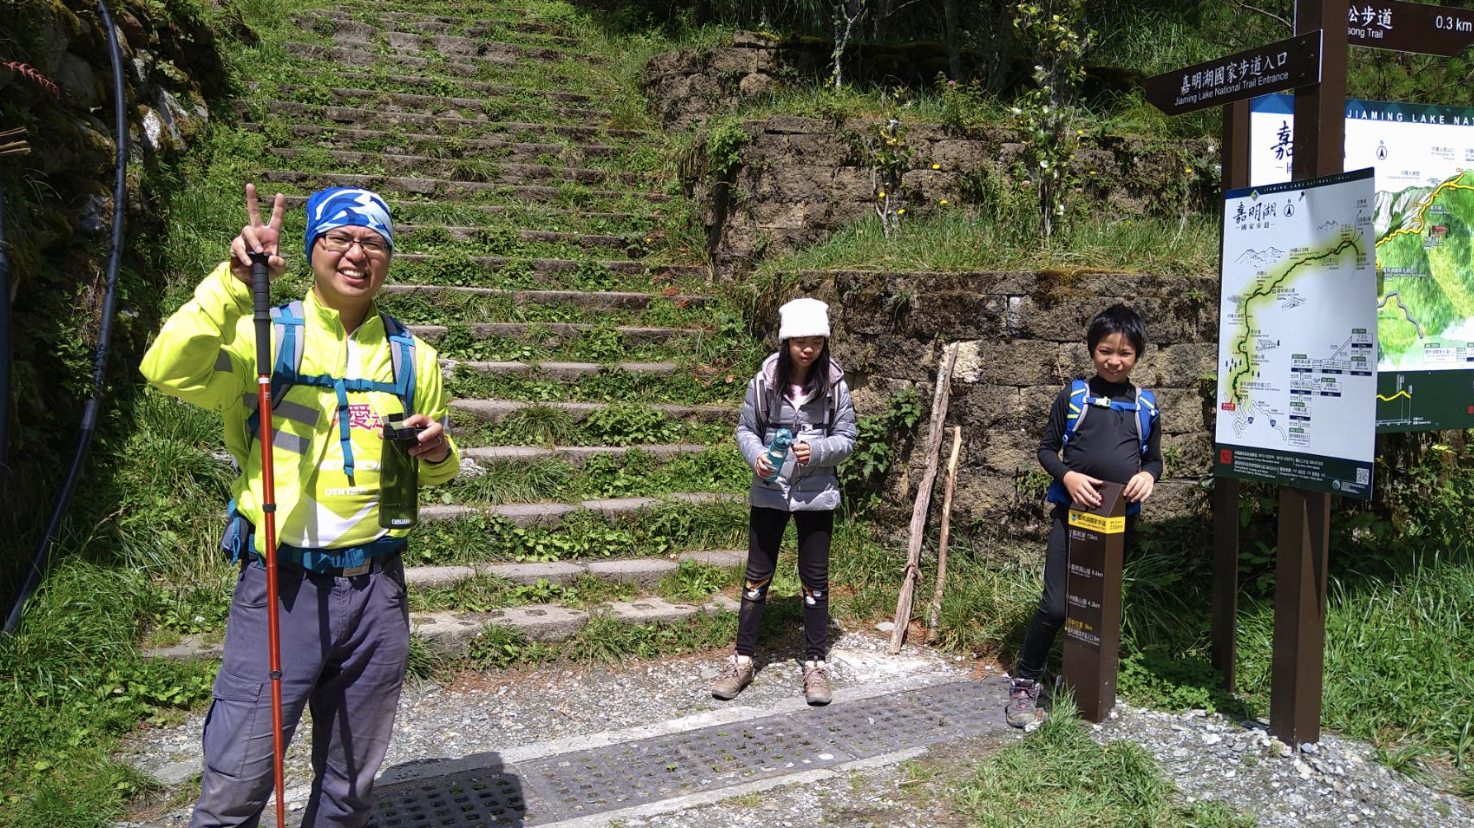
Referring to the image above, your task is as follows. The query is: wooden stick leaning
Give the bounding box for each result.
[889,343,959,654]
[926,425,963,642]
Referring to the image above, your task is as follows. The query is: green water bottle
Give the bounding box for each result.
[379,413,422,529]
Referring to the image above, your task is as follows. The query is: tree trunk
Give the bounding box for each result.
[943,0,962,80]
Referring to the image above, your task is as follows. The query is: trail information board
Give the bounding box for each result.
[1252,94,1474,431]
[1214,168,1379,498]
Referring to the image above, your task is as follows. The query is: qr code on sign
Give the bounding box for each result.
[1356,468,1370,486]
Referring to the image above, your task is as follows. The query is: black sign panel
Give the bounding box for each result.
[1061,482,1127,724]
[1347,1,1474,56]
[1144,31,1324,116]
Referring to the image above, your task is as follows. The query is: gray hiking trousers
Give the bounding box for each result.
[189,552,410,828]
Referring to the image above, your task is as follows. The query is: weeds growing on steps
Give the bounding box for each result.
[442,446,748,505]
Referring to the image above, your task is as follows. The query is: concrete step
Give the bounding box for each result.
[380,284,710,312]
[270,84,608,120]
[413,322,703,352]
[440,359,678,380]
[298,12,579,46]
[373,31,598,65]
[419,492,743,528]
[448,398,736,426]
[243,123,621,160]
[404,549,743,589]
[139,549,746,663]
[411,594,742,652]
[282,70,595,104]
[269,148,650,187]
[398,224,636,252]
[260,170,671,206]
[279,195,650,230]
[459,442,710,469]
[253,101,649,140]
[392,253,704,281]
[281,40,593,77]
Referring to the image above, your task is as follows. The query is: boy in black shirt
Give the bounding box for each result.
[1006,304,1163,729]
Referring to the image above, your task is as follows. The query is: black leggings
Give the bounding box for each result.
[735,506,833,661]
[1013,504,1135,683]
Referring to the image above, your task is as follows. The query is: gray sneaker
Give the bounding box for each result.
[803,660,832,706]
[711,655,755,700]
[1005,678,1043,729]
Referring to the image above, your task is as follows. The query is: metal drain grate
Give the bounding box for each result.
[370,678,1008,826]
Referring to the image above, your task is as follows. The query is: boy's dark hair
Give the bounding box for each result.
[1087,304,1148,355]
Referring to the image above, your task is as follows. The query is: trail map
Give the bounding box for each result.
[1214,169,1378,498]
[1252,94,1474,431]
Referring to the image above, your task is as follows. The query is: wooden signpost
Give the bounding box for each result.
[1143,0,1474,746]
[1061,482,1128,723]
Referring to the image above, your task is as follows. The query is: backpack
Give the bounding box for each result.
[1045,378,1158,511]
[245,299,417,482]
[752,373,838,439]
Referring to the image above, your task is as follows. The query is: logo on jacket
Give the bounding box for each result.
[348,404,385,433]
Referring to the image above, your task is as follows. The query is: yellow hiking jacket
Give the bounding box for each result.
[140,262,460,556]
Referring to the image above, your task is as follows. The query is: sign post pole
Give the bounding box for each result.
[1212,100,1251,694]
[1267,0,1349,749]
[1061,481,1128,723]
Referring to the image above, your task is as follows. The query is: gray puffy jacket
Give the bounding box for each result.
[736,352,858,512]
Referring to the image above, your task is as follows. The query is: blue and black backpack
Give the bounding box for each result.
[1045,378,1158,515]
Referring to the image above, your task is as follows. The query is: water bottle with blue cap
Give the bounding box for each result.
[761,428,793,482]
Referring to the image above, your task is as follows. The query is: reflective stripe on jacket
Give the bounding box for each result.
[140,262,461,554]
[736,352,857,512]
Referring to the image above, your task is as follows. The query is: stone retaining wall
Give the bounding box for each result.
[0,0,238,520]
[691,116,1216,276]
[778,269,1219,535]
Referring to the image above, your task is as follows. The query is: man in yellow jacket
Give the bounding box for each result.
[142,184,460,827]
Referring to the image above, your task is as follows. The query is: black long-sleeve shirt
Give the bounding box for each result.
[1037,376,1163,486]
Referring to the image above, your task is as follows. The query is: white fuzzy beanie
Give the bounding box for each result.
[778,297,830,341]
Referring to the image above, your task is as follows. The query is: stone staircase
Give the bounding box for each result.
[144,0,758,665]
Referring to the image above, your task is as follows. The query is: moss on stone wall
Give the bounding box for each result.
[0,0,245,525]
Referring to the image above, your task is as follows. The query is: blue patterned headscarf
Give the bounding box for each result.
[303,187,395,260]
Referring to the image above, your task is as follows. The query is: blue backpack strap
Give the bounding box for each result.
[1135,388,1158,455]
[1060,379,1090,445]
[380,311,417,416]
[246,300,306,440]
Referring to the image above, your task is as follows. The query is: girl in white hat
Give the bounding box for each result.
[710,297,857,705]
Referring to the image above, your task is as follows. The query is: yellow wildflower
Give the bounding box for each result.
[931,163,940,170]
[939,199,949,205]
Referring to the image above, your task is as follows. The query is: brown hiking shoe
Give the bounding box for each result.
[711,655,755,700]
[803,660,832,706]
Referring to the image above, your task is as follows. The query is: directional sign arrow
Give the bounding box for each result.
[1347,1,1474,56]
[1143,31,1324,117]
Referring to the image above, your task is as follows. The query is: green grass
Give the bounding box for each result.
[461,609,738,671]
[444,446,748,505]
[952,696,1255,828]
[411,499,748,566]
[445,365,743,407]
[449,406,733,449]
[752,205,1218,284]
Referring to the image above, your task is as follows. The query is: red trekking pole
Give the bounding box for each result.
[247,250,288,828]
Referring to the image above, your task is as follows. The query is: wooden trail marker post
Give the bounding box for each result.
[1061,482,1128,723]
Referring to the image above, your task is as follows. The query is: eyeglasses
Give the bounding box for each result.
[318,232,390,256]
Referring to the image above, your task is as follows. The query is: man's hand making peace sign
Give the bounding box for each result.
[229,183,288,285]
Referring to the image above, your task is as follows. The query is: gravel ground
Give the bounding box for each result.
[116,630,1472,827]
[116,628,971,825]
[624,702,1473,828]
